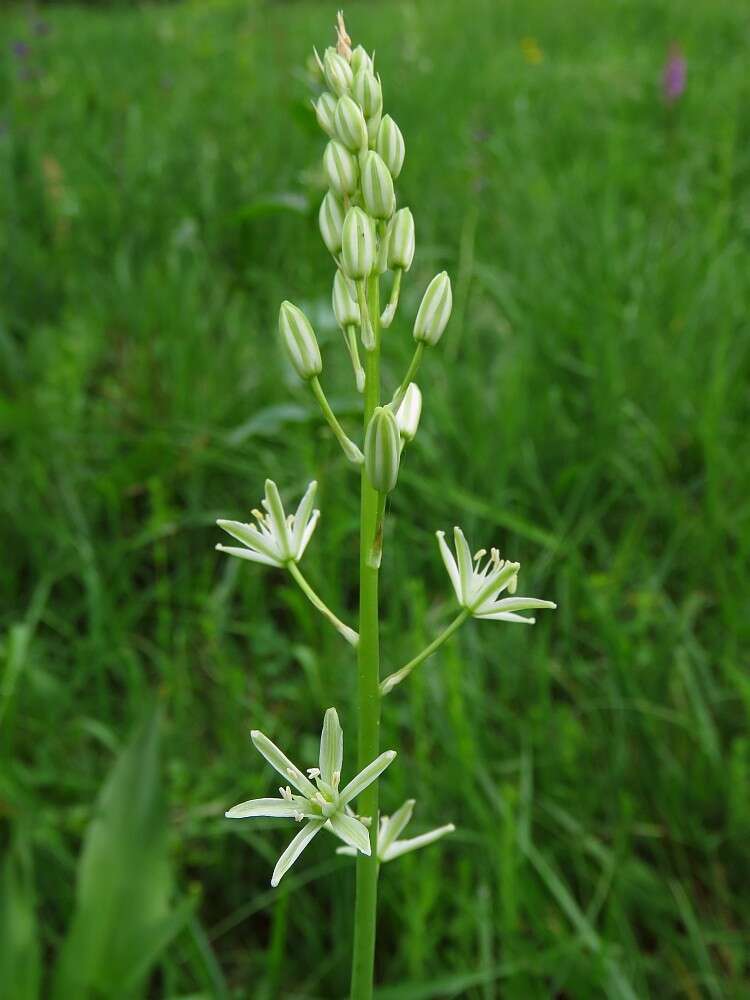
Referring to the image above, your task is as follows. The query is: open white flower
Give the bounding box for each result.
[337,799,454,862]
[437,526,556,622]
[216,479,319,568]
[226,708,396,886]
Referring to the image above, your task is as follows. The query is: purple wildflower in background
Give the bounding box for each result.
[662,43,687,105]
[11,40,30,60]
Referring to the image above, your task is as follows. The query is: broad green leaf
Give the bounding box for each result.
[52,706,188,999]
[0,834,40,1000]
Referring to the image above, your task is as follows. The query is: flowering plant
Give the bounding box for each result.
[216,13,555,998]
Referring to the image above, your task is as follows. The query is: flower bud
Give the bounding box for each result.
[395,383,422,443]
[387,208,415,271]
[341,207,376,280]
[332,270,360,328]
[323,47,353,96]
[350,45,373,75]
[352,69,383,120]
[314,92,336,137]
[366,107,383,147]
[319,191,345,255]
[364,406,401,493]
[333,95,368,152]
[361,151,395,221]
[279,301,322,380]
[413,272,452,347]
[376,115,405,179]
[323,140,358,197]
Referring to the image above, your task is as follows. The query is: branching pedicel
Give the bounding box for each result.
[217,13,556,998]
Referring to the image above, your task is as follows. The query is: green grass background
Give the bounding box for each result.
[1,0,749,996]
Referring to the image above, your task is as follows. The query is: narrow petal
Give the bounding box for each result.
[297,509,320,560]
[381,823,456,862]
[436,531,462,602]
[328,812,371,854]
[471,561,520,611]
[319,707,344,785]
[477,596,557,616]
[225,797,315,819]
[339,750,396,806]
[453,526,474,603]
[215,544,281,568]
[378,799,415,856]
[474,610,537,624]
[291,480,317,553]
[216,519,283,563]
[271,819,325,887]
[263,480,292,557]
[335,845,357,857]
[251,730,318,798]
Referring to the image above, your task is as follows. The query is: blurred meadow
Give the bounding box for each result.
[1,0,750,997]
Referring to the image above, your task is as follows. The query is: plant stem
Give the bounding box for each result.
[287,562,359,647]
[390,342,424,409]
[380,608,469,695]
[350,272,381,1000]
[309,376,364,465]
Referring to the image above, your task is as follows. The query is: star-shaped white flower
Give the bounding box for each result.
[226,708,396,886]
[216,479,319,568]
[437,526,556,622]
[336,799,455,862]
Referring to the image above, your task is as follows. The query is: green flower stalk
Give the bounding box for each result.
[215,13,556,1000]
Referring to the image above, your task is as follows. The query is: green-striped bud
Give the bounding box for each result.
[314,92,336,137]
[352,69,383,120]
[323,140,358,197]
[395,382,422,443]
[413,272,452,347]
[361,151,395,221]
[366,107,382,147]
[279,301,322,380]
[350,45,373,75]
[333,95,368,152]
[364,406,401,493]
[376,115,405,179]
[387,208,415,271]
[332,270,360,328]
[319,191,345,255]
[323,48,352,96]
[341,207,376,280]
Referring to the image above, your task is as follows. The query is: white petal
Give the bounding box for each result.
[319,707,344,785]
[225,797,314,819]
[291,480,318,553]
[471,561,520,611]
[263,480,292,557]
[474,610,537,624]
[453,527,474,603]
[215,544,281,568]
[339,750,396,806]
[216,519,283,562]
[436,531,461,602]
[296,509,320,560]
[271,819,325,886]
[477,597,557,615]
[251,730,318,798]
[381,823,455,862]
[335,845,357,857]
[328,812,371,854]
[378,799,415,856]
